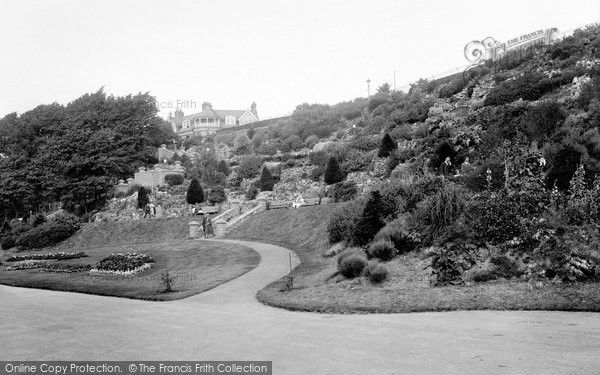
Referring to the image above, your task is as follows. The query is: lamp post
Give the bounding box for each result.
[366,79,371,99]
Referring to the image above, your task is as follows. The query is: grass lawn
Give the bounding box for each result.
[225,205,600,313]
[0,217,260,301]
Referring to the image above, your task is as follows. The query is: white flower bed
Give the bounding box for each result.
[89,263,152,277]
[5,260,49,271]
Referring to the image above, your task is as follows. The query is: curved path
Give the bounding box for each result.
[1,239,599,374]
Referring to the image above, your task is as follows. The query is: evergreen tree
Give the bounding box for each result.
[186,178,204,204]
[378,133,397,158]
[259,166,275,191]
[353,191,385,246]
[137,186,149,209]
[217,160,230,176]
[324,156,345,185]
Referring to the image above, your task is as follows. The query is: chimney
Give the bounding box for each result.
[251,102,258,118]
[202,102,212,111]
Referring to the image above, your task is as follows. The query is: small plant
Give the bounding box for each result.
[337,248,368,278]
[366,240,397,261]
[160,269,176,293]
[245,185,259,200]
[164,173,185,186]
[362,260,389,283]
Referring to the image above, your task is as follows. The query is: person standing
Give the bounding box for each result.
[205,216,214,237]
[198,211,206,237]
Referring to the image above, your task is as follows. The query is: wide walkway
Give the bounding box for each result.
[1,239,599,374]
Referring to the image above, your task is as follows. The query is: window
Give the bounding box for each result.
[183,120,190,128]
[226,116,236,125]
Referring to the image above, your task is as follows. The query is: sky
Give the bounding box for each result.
[0,0,599,121]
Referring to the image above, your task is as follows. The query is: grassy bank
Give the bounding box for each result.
[0,217,260,301]
[225,205,600,313]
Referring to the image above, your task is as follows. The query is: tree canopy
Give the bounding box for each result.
[0,89,175,218]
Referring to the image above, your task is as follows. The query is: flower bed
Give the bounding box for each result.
[42,263,92,273]
[6,252,87,262]
[5,260,49,271]
[90,252,154,277]
[89,263,152,277]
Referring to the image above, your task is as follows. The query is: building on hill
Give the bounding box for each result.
[168,101,259,138]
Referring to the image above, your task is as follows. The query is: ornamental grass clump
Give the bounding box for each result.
[366,240,397,261]
[362,260,389,283]
[337,248,368,278]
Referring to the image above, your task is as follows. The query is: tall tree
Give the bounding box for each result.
[324,156,345,185]
[186,178,204,204]
[378,133,397,158]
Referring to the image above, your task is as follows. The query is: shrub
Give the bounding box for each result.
[15,213,81,250]
[258,166,275,191]
[186,178,204,204]
[238,155,263,179]
[337,249,368,278]
[484,72,564,106]
[413,184,468,244]
[327,197,366,244]
[324,242,346,257]
[470,193,522,244]
[207,185,227,204]
[137,186,149,209]
[378,133,397,157]
[374,218,418,254]
[324,156,345,185]
[333,181,357,202]
[304,135,320,149]
[217,160,230,176]
[366,240,397,261]
[354,191,386,246]
[164,173,184,186]
[160,270,176,293]
[245,185,259,200]
[0,235,16,250]
[362,260,388,282]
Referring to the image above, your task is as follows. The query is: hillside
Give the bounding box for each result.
[53,216,193,250]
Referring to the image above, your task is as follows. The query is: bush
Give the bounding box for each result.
[207,185,227,204]
[15,213,81,250]
[238,155,263,179]
[354,191,386,246]
[259,166,275,191]
[366,240,397,261]
[484,72,564,107]
[0,235,16,250]
[245,185,258,200]
[327,197,366,244]
[186,178,204,204]
[471,193,522,244]
[413,184,468,244]
[333,181,357,202]
[217,160,230,176]
[164,173,184,186]
[362,260,388,282]
[304,135,320,149]
[374,218,418,254]
[337,249,368,278]
[324,156,345,185]
[378,133,397,158]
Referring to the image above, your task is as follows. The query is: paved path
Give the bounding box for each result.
[1,239,599,374]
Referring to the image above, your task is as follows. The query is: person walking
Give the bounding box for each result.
[143,203,151,219]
